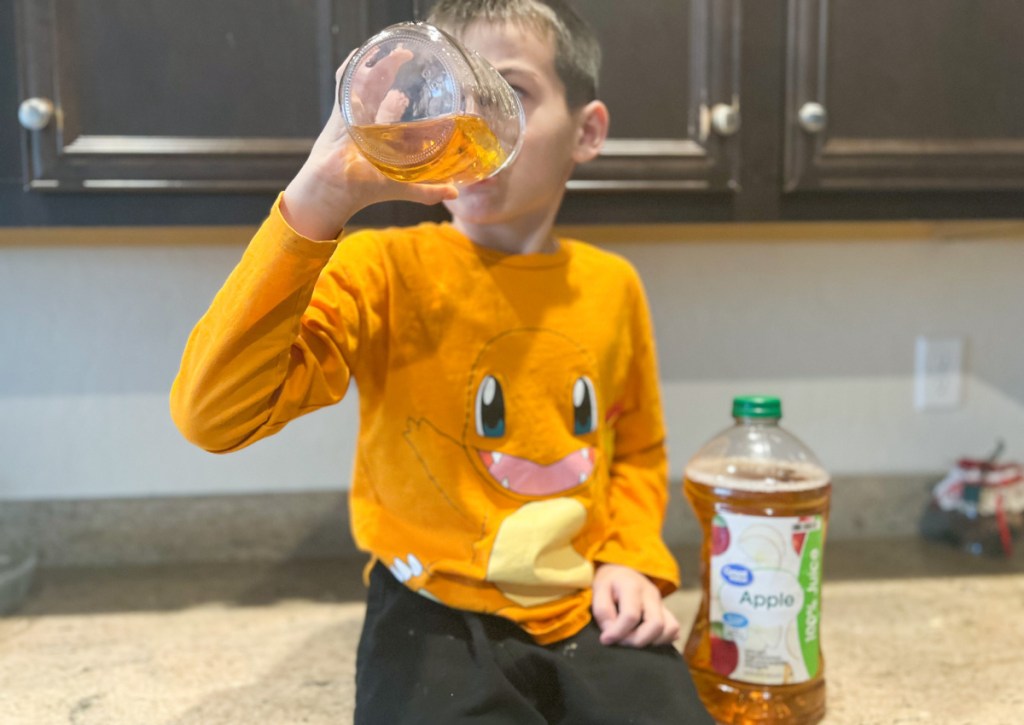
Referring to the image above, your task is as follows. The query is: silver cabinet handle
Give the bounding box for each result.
[18,98,55,131]
[798,102,827,133]
[711,103,740,136]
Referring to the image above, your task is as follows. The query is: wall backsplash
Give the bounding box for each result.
[1,224,1022,504]
[0,473,937,567]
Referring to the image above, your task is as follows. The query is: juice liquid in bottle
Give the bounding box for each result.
[351,113,508,185]
[683,396,830,724]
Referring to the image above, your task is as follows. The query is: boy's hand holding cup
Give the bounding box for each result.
[282,48,459,242]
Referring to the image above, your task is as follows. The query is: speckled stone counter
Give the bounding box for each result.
[1,539,1023,724]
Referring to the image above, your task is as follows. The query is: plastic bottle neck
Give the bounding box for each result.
[734,416,780,426]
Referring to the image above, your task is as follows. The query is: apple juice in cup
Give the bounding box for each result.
[683,396,830,724]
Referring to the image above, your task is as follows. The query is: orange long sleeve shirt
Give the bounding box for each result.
[171,198,679,644]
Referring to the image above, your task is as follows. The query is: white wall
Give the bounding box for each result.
[628,234,1024,475]
[1,226,1022,500]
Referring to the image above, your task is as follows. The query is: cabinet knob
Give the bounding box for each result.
[798,102,827,134]
[18,98,55,131]
[711,103,740,136]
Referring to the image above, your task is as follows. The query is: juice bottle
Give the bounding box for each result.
[683,396,830,724]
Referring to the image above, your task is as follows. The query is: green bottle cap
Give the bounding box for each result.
[732,395,782,419]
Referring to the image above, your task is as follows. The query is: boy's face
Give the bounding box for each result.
[442,21,603,231]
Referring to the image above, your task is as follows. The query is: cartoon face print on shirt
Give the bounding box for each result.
[464,328,601,498]
[401,328,604,608]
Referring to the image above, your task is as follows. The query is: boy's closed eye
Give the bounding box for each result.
[498,67,539,103]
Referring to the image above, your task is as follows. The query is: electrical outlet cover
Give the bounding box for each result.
[914,336,964,411]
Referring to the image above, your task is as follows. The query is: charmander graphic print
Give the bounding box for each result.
[395,328,613,609]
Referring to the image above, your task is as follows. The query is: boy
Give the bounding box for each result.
[171,1,712,722]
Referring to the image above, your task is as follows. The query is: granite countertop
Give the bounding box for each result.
[1,538,1023,724]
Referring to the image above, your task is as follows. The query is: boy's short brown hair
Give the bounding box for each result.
[427,0,601,109]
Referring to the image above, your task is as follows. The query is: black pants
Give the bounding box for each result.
[355,563,714,724]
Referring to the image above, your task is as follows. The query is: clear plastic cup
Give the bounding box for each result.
[338,22,525,185]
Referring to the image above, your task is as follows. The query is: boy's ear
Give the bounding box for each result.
[572,100,609,164]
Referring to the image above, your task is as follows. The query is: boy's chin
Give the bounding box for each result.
[455,174,501,195]
[444,189,504,223]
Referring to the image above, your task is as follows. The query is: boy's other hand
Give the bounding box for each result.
[591,563,680,648]
[281,52,458,241]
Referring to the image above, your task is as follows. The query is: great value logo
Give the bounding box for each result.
[720,563,753,586]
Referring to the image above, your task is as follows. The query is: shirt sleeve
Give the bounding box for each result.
[169,195,381,453]
[593,270,680,595]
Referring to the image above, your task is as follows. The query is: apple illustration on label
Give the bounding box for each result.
[711,514,730,555]
[793,516,815,555]
[710,621,739,675]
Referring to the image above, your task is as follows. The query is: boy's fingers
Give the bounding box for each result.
[372,47,414,84]
[598,618,627,645]
[375,89,410,124]
[619,588,664,648]
[328,50,359,132]
[401,183,458,206]
[354,47,414,112]
[620,622,659,648]
[591,579,617,631]
[656,607,682,646]
[335,49,357,84]
[598,586,642,645]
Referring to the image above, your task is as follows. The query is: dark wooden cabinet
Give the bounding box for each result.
[557,0,742,194]
[5,0,1024,225]
[417,0,744,191]
[784,0,1024,192]
[12,0,414,192]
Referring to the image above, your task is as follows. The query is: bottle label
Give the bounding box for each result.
[708,511,824,685]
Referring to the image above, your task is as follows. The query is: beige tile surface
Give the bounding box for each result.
[2,552,1023,724]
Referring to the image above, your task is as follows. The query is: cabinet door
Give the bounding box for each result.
[569,0,741,193]
[785,0,1024,191]
[412,0,741,193]
[14,0,409,192]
